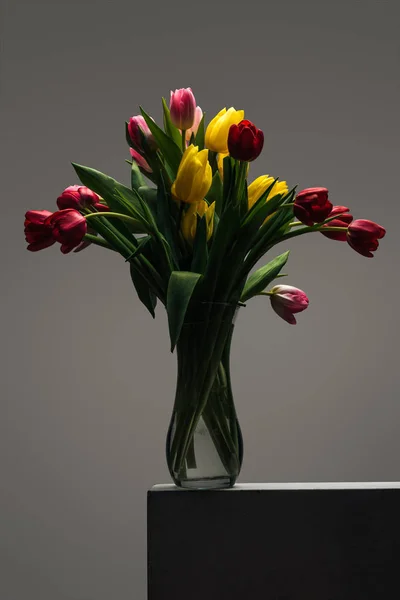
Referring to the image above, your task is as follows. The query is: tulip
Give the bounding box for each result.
[217,152,229,180]
[170,87,197,130]
[269,285,309,325]
[46,209,87,254]
[321,206,353,241]
[130,148,153,173]
[248,175,288,210]
[171,145,212,204]
[228,119,264,162]
[57,185,107,212]
[346,219,386,258]
[294,187,333,226]
[128,115,156,151]
[185,106,203,142]
[181,200,215,245]
[24,210,56,252]
[205,107,245,154]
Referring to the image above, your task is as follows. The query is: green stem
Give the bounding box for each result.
[181,130,187,153]
[85,212,142,227]
[83,234,114,250]
[277,224,348,244]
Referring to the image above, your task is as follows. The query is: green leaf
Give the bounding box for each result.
[125,236,152,261]
[221,156,235,213]
[167,271,202,351]
[140,107,182,175]
[240,251,290,302]
[161,97,182,148]
[131,160,145,191]
[206,171,223,209]
[191,216,208,274]
[194,114,205,150]
[155,173,180,267]
[130,263,157,318]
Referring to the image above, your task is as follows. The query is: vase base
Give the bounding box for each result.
[174,476,235,490]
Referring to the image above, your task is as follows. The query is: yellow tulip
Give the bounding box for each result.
[181,200,216,245]
[171,145,212,204]
[247,175,288,210]
[217,152,229,180]
[205,107,245,153]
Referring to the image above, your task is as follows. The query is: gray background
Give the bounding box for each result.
[1,0,399,598]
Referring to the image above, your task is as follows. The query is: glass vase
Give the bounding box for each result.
[166,302,243,489]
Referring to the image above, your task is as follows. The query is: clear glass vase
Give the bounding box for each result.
[166,302,243,489]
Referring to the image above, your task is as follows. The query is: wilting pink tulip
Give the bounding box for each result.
[24,210,55,252]
[57,185,107,212]
[46,209,87,254]
[294,187,333,226]
[321,206,353,241]
[170,87,196,130]
[347,219,386,258]
[130,148,153,173]
[270,285,309,325]
[185,106,203,142]
[128,115,156,151]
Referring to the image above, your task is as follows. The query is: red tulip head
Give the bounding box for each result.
[57,185,103,211]
[169,87,196,130]
[46,209,87,254]
[270,285,309,325]
[346,219,386,258]
[227,119,264,162]
[294,187,333,226]
[321,206,353,241]
[24,210,55,252]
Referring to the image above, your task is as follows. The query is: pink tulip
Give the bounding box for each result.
[130,148,153,173]
[46,209,87,254]
[57,185,107,212]
[347,219,386,258]
[128,115,156,151]
[24,210,55,252]
[185,106,203,142]
[270,285,309,325]
[170,87,196,130]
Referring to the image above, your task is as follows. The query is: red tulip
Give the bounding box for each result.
[294,187,333,226]
[170,88,196,130]
[269,285,309,325]
[128,115,156,151]
[46,209,87,254]
[130,148,153,173]
[227,119,264,162]
[57,185,107,212]
[24,210,55,252]
[347,219,386,258]
[321,206,353,241]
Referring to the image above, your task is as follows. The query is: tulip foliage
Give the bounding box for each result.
[25,87,386,347]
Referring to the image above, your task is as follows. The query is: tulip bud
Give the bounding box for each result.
[321,206,353,241]
[171,145,212,204]
[269,285,309,325]
[57,185,106,212]
[170,88,196,130]
[128,115,156,151]
[346,219,386,258]
[228,119,264,162]
[24,210,55,252]
[130,148,153,173]
[46,209,87,254]
[248,175,288,210]
[185,106,203,142]
[294,187,333,226]
[205,107,245,153]
[181,200,215,245]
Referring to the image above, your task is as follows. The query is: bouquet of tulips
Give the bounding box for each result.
[25,87,386,488]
